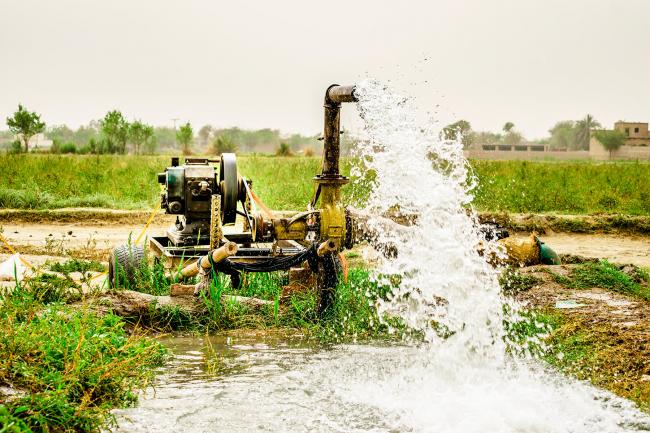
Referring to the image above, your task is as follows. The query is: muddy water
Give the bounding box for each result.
[113,335,650,433]
[112,334,391,433]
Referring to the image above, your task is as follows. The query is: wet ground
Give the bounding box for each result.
[2,220,650,431]
[2,221,649,267]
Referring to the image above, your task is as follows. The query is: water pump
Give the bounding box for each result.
[110,84,359,313]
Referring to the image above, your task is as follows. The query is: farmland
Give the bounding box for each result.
[1,154,649,215]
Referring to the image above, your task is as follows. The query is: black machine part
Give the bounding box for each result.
[158,155,243,247]
[219,153,239,225]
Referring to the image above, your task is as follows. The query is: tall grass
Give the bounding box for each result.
[1,154,649,214]
[120,259,400,342]
[0,278,166,432]
[471,160,650,215]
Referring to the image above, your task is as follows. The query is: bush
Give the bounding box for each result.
[9,140,23,154]
[59,142,77,154]
[275,142,293,156]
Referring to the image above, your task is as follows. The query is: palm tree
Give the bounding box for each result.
[575,114,601,150]
[502,122,515,133]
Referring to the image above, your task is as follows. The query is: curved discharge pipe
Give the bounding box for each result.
[321,84,358,177]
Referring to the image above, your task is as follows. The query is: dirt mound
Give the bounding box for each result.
[480,212,650,235]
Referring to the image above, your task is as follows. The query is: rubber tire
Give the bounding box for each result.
[316,253,341,316]
[109,245,145,289]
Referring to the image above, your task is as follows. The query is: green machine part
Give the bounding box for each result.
[539,240,561,265]
[166,167,185,198]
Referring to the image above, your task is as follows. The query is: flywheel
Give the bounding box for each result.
[219,153,239,224]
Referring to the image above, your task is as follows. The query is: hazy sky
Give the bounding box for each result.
[1,0,649,139]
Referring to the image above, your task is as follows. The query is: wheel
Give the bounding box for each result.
[316,253,341,315]
[227,270,241,289]
[219,153,239,224]
[109,245,145,289]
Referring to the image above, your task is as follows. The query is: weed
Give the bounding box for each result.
[566,260,650,301]
[0,282,166,432]
[48,258,105,275]
[23,273,81,304]
[503,308,561,358]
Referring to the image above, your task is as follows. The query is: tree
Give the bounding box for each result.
[129,120,155,154]
[153,127,176,150]
[594,129,626,159]
[442,120,475,149]
[503,130,524,147]
[499,122,523,147]
[548,121,577,150]
[575,114,601,150]
[211,135,237,154]
[176,122,193,155]
[474,131,502,148]
[6,104,46,152]
[197,125,213,148]
[47,125,74,144]
[100,110,129,153]
[276,142,293,156]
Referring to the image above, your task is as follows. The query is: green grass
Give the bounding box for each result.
[499,268,541,294]
[545,260,650,301]
[1,154,649,214]
[117,259,403,342]
[471,160,650,215]
[48,258,106,275]
[0,278,166,432]
[503,306,650,412]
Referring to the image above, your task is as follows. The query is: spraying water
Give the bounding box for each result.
[335,79,649,432]
[115,80,650,433]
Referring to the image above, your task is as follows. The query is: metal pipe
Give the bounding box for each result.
[321,84,357,176]
[317,238,339,256]
[180,241,238,278]
[326,85,357,104]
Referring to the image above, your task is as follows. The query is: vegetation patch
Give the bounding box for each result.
[0,282,166,432]
[505,304,650,412]
[48,258,105,275]
[549,260,650,301]
[2,155,650,216]
[543,312,650,412]
[108,262,405,343]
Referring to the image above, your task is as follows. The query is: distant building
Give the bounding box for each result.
[589,121,650,160]
[613,121,650,147]
[477,141,547,152]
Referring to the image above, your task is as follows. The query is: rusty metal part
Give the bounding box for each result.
[320,84,357,177]
[326,84,357,104]
[180,241,238,278]
[311,84,358,247]
[209,195,222,249]
[317,239,339,256]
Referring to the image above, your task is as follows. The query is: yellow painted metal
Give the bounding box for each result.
[317,184,346,243]
[272,218,308,240]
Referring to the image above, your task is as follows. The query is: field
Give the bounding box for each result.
[1,154,650,215]
[2,153,650,430]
